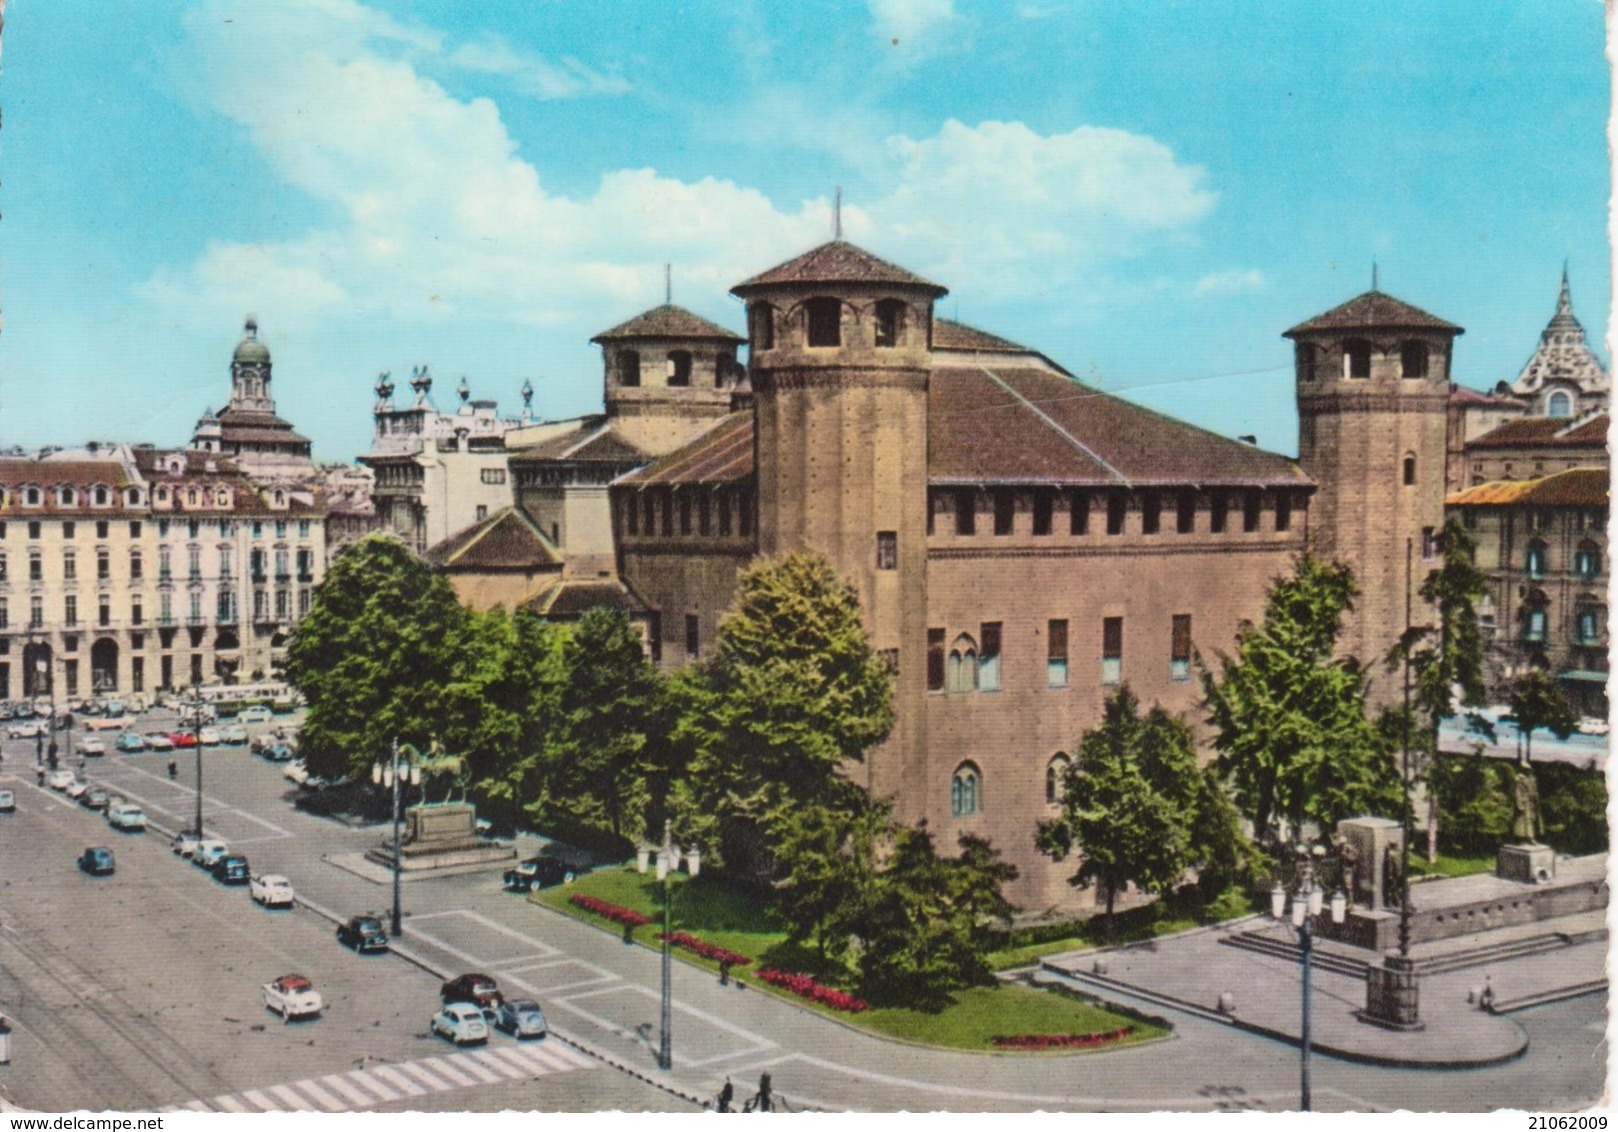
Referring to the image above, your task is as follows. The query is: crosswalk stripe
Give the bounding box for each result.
[448,1052,505,1083]
[289,1078,347,1113]
[268,1084,312,1111]
[395,1061,454,1092]
[370,1065,427,1096]
[469,1048,529,1079]
[240,1089,282,1113]
[422,1056,480,1087]
[547,1042,596,1069]
[345,1070,399,1102]
[182,1101,212,1112]
[516,1042,578,1074]
[486,1046,541,1075]
[155,1106,182,1113]
[320,1074,375,1108]
[212,1096,249,1113]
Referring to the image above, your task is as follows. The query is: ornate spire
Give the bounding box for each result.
[1510,267,1609,402]
[410,364,433,405]
[519,377,535,421]
[374,371,394,407]
[457,375,471,404]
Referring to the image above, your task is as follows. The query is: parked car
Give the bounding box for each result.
[103,699,126,716]
[198,727,221,746]
[77,737,107,757]
[262,974,323,1022]
[250,874,295,908]
[0,790,15,813]
[107,803,147,831]
[64,780,90,801]
[429,1003,489,1046]
[238,705,274,725]
[81,787,111,811]
[144,732,175,752]
[282,760,310,785]
[115,731,147,753]
[492,998,548,1039]
[336,915,389,954]
[78,846,116,875]
[171,830,201,857]
[219,724,249,745]
[212,854,251,885]
[193,839,230,869]
[1578,716,1609,736]
[85,716,129,732]
[440,973,504,1013]
[169,731,199,749]
[6,719,46,739]
[45,769,76,790]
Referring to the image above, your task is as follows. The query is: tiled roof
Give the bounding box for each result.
[424,507,562,571]
[215,407,310,444]
[0,459,137,515]
[522,578,649,618]
[1449,385,1522,408]
[932,320,1031,354]
[1446,468,1609,508]
[591,304,744,344]
[616,413,754,488]
[1285,291,1463,336]
[732,240,947,297]
[510,422,649,465]
[1467,414,1608,449]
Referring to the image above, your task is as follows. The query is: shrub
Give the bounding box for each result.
[990,1027,1133,1050]
[569,893,651,929]
[755,968,868,1013]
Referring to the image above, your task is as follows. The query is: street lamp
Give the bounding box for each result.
[655,819,674,1071]
[187,685,204,838]
[1270,844,1347,1112]
[372,740,420,938]
[33,656,46,772]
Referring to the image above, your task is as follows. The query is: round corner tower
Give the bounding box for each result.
[1286,289,1464,697]
[730,240,946,810]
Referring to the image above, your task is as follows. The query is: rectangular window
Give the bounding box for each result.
[876,531,898,570]
[100,599,111,627]
[625,499,639,536]
[1177,492,1196,534]
[131,656,144,693]
[1275,492,1292,533]
[475,504,488,522]
[660,491,674,537]
[679,494,692,535]
[159,655,173,690]
[648,612,663,665]
[979,622,1002,691]
[806,298,841,347]
[1243,492,1261,533]
[130,633,143,651]
[28,521,40,539]
[993,492,1014,536]
[28,552,41,581]
[1141,493,1160,535]
[191,654,204,685]
[63,521,76,539]
[1032,490,1053,536]
[131,598,143,626]
[161,593,173,624]
[739,489,754,537]
[1102,616,1123,685]
[928,628,947,692]
[685,614,700,659]
[299,589,312,617]
[275,521,287,539]
[276,589,290,620]
[129,521,142,538]
[64,595,78,626]
[129,551,142,580]
[718,492,732,537]
[98,549,111,580]
[1421,526,1437,560]
[927,492,937,536]
[955,491,976,536]
[29,596,43,628]
[96,521,109,539]
[480,468,507,485]
[642,495,655,537]
[1171,614,1192,681]
[65,659,78,698]
[698,492,712,536]
[0,553,6,582]
[1048,619,1068,688]
[63,551,76,580]
[0,598,7,630]
[1106,493,1126,536]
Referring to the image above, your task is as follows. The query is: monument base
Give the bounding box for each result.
[1497,843,1555,884]
[1358,953,1425,1031]
[364,801,515,874]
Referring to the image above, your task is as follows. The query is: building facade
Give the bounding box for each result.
[191,318,316,479]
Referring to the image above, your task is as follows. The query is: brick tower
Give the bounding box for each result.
[730,241,946,810]
[1286,290,1464,701]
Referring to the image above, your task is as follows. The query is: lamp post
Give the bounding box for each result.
[33,657,46,771]
[655,819,673,1071]
[372,740,419,938]
[1270,844,1347,1112]
[188,685,204,838]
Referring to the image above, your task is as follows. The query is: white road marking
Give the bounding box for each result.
[485,1045,541,1075]
[289,1078,350,1112]
[344,1069,398,1102]
[550,980,772,1047]
[267,1084,312,1110]
[511,1041,574,1073]
[369,1064,427,1096]
[181,1100,212,1112]
[319,1073,374,1108]
[469,1048,530,1079]
[239,1088,282,1112]
[394,1060,454,1092]
[447,1051,505,1083]
[422,1056,479,1087]
[211,1095,249,1113]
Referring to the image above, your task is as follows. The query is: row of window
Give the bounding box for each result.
[1506,592,1606,647]
[0,483,139,509]
[623,486,757,539]
[949,751,1077,818]
[748,297,910,352]
[0,588,313,631]
[0,546,316,584]
[0,654,216,699]
[615,349,736,389]
[1296,339,1432,381]
[926,615,1194,692]
[929,489,1299,538]
[1521,539,1602,581]
[0,518,313,540]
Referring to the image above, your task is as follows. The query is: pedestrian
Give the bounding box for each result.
[168,760,178,780]
[719,959,731,987]
[717,1078,733,1113]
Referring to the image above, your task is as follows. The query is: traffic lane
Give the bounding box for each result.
[367,1069,691,1113]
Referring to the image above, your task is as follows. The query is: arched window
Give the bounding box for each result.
[94,485,110,506]
[618,349,641,388]
[667,350,692,387]
[874,299,905,348]
[1525,539,1548,579]
[1343,339,1372,379]
[1575,601,1604,645]
[1400,341,1428,379]
[947,633,978,693]
[1574,541,1601,579]
[1522,591,1549,642]
[714,352,733,388]
[1045,753,1070,805]
[187,488,199,507]
[21,486,40,507]
[1402,454,1416,486]
[60,487,76,507]
[951,763,981,817]
[750,303,775,350]
[1295,342,1317,382]
[1546,390,1573,418]
[806,298,842,347]
[1478,593,1496,639]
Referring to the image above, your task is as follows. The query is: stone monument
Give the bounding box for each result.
[1496,768,1555,884]
[1337,816,1404,910]
[366,800,516,872]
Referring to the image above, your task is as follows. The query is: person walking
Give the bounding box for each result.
[716,1079,734,1113]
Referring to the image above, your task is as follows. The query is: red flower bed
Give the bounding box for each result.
[990,1027,1134,1050]
[755,968,868,1013]
[569,893,651,929]
[659,932,752,968]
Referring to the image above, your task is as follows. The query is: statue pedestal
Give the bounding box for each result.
[1359,952,1424,1031]
[1338,816,1405,909]
[1497,843,1555,885]
[366,802,515,874]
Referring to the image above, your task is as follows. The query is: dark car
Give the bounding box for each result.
[212,854,252,885]
[337,915,389,954]
[503,850,592,892]
[493,997,548,1039]
[80,787,111,811]
[78,846,116,876]
[440,973,504,1013]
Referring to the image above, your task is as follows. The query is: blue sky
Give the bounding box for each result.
[0,1,1608,463]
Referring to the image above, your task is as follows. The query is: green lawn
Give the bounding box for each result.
[1408,851,1496,879]
[532,864,1166,1052]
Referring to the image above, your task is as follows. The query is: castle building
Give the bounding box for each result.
[191,318,316,478]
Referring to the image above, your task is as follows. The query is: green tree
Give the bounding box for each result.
[1200,554,1402,839]
[773,799,890,969]
[286,534,476,781]
[1036,687,1197,939]
[1509,669,1578,767]
[685,552,894,886]
[1427,752,1514,856]
[1535,760,1609,855]
[472,607,567,831]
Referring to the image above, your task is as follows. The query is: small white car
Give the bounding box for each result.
[283,761,310,785]
[6,719,46,739]
[430,1003,489,1046]
[1578,716,1609,736]
[45,769,76,791]
[238,706,274,725]
[0,790,14,812]
[64,780,90,800]
[107,803,147,831]
[198,727,222,746]
[171,830,201,857]
[250,874,295,908]
[194,839,230,869]
[263,974,323,1022]
[219,725,250,745]
[144,732,175,751]
[77,737,108,757]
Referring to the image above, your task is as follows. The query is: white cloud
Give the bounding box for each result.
[448,34,630,100]
[1194,268,1269,295]
[866,0,965,64]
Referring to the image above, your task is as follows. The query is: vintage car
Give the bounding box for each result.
[78,846,116,876]
[336,915,389,954]
[107,803,147,832]
[492,998,548,1039]
[429,1003,488,1046]
[250,874,296,908]
[440,973,504,1013]
[262,974,323,1021]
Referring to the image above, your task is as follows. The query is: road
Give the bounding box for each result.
[0,706,1606,1113]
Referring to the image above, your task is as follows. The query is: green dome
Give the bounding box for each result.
[233,318,270,365]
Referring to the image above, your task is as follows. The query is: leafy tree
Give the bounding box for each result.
[1535,760,1609,855]
[471,608,567,830]
[1200,554,1402,839]
[773,799,890,969]
[1427,753,1514,856]
[1036,687,1197,939]
[286,534,476,781]
[685,552,894,886]
[1509,669,1578,767]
